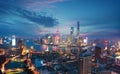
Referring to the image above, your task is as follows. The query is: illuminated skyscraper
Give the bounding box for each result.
[0,38,3,44]
[83,36,88,45]
[12,35,16,46]
[118,41,120,49]
[53,29,60,45]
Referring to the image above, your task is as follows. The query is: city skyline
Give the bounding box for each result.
[0,0,120,39]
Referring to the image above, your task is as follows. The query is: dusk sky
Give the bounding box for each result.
[0,0,120,39]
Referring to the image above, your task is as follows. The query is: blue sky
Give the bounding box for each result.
[0,0,120,39]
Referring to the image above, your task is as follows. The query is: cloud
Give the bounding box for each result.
[0,0,59,36]
[23,0,64,10]
[20,11,59,27]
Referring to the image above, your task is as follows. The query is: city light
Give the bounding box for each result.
[0,0,119,73]
[0,38,3,44]
[1,66,5,73]
[83,36,88,45]
[12,35,16,46]
[42,45,48,51]
[53,46,58,51]
[43,39,48,44]
[118,41,120,49]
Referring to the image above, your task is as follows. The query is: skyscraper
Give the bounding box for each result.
[0,38,3,44]
[118,41,120,49]
[12,35,16,46]
[78,56,92,74]
[70,27,74,35]
[77,21,80,36]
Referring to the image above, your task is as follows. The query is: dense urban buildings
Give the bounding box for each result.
[0,21,120,74]
[0,0,120,74]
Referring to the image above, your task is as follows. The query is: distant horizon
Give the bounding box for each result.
[0,33,120,42]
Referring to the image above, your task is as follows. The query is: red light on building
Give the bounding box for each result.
[54,35,60,44]
[44,39,47,44]
[55,36,60,40]
[53,46,58,51]
[42,45,47,50]
[104,40,108,46]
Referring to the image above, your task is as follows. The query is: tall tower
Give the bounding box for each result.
[77,21,80,36]
[70,27,74,35]
[56,28,59,34]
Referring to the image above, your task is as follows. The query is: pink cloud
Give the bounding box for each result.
[23,0,64,10]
